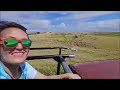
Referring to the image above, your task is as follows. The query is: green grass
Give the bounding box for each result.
[91,32,120,37]
[27,32,120,75]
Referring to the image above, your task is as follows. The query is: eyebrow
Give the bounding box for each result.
[6,36,29,40]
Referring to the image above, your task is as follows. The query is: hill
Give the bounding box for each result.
[27,32,120,75]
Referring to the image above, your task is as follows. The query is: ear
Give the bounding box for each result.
[0,45,1,55]
[0,43,3,55]
[0,40,2,44]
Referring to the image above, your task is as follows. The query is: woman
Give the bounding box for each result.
[0,21,81,79]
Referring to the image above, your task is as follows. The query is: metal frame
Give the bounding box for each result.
[26,47,76,74]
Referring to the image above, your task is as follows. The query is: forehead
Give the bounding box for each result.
[0,27,28,39]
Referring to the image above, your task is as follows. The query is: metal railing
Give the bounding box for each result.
[26,47,76,75]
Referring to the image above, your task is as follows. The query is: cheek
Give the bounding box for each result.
[1,48,29,64]
[1,47,12,54]
[1,47,12,60]
[1,45,29,55]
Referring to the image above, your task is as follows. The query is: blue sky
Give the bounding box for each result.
[0,11,120,32]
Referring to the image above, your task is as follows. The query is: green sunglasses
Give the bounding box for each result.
[0,38,32,48]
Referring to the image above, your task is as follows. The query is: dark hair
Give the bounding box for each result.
[0,21,27,32]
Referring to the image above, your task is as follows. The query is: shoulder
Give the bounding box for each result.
[20,61,37,79]
[20,61,32,69]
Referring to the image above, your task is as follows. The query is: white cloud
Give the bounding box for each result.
[1,11,119,32]
[59,23,66,28]
[1,11,54,32]
[66,18,120,32]
[23,19,54,32]
[1,11,23,21]
[56,11,117,21]
[50,18,120,32]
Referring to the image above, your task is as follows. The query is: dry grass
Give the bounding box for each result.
[26,32,120,75]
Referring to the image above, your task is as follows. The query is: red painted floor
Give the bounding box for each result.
[69,59,120,79]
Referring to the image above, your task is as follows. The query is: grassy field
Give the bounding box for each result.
[27,32,120,75]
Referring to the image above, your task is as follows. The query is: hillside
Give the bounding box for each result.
[27,32,120,75]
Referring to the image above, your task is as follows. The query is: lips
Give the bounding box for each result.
[11,52,24,56]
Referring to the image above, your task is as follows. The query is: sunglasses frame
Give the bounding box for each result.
[0,37,32,49]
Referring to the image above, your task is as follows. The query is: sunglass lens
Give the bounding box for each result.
[4,38,17,47]
[22,40,31,48]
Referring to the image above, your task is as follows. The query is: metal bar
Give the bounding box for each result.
[26,54,75,60]
[30,47,60,50]
[59,56,73,73]
[57,62,61,75]
[30,47,77,51]
[59,48,62,55]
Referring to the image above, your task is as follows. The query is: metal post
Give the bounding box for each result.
[56,47,62,75]
[59,56,73,73]
[57,62,60,75]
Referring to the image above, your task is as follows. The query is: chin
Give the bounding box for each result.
[5,56,26,65]
[2,53,27,64]
[13,56,26,63]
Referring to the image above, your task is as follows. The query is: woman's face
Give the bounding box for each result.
[0,27,30,65]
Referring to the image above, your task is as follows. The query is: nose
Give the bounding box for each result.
[15,43,23,49]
